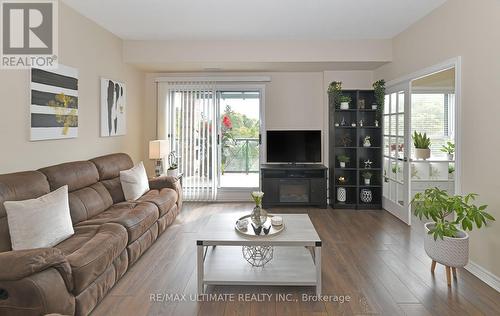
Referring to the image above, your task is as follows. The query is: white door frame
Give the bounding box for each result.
[215,84,266,200]
[383,57,462,224]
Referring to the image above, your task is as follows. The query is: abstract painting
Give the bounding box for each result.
[100,78,126,137]
[30,65,79,141]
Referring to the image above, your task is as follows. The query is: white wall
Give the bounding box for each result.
[374,0,500,281]
[0,3,145,173]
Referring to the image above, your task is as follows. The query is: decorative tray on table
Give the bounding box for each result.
[234,214,285,237]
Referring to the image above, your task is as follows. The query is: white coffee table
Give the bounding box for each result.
[196,213,322,295]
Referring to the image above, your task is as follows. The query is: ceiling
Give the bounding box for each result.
[62,0,446,41]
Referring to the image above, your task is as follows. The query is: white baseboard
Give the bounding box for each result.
[465,261,500,292]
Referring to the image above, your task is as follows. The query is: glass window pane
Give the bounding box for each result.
[390,115,396,135]
[397,114,405,136]
[384,136,390,156]
[397,137,405,160]
[398,92,405,113]
[391,93,397,114]
[384,95,390,114]
[383,115,390,135]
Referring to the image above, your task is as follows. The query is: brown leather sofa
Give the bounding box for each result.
[0,153,182,316]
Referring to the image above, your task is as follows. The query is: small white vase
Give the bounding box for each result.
[340,162,346,168]
[371,104,377,110]
[363,140,371,147]
[415,148,431,160]
[167,168,179,177]
[337,187,347,203]
[364,178,370,185]
[447,153,454,160]
[340,102,349,110]
[424,222,469,268]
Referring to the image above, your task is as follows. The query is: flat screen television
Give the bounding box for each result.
[266,130,321,163]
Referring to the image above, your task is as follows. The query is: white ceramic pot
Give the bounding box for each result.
[415,148,431,160]
[424,222,469,268]
[371,104,377,110]
[447,153,454,161]
[340,162,346,168]
[337,187,347,202]
[167,168,179,177]
[364,178,370,185]
[340,102,349,110]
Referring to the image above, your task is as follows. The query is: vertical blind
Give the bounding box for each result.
[158,81,218,201]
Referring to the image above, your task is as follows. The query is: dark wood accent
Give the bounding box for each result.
[329,90,383,209]
[91,203,500,315]
[261,164,327,208]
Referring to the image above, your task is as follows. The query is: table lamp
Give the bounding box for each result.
[149,140,168,177]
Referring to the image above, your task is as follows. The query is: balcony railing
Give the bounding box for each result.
[222,137,259,174]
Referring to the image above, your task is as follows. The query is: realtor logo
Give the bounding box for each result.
[1,0,58,69]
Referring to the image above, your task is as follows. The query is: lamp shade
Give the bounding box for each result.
[149,140,169,159]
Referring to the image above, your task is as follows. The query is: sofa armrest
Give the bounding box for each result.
[149,176,183,209]
[0,248,73,291]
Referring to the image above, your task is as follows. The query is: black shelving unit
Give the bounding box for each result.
[328,90,383,209]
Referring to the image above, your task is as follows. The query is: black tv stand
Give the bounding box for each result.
[261,164,327,208]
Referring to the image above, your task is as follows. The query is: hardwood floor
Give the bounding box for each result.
[92,203,500,316]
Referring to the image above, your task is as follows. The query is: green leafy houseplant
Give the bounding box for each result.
[328,81,342,107]
[412,131,431,149]
[441,141,455,154]
[373,79,385,118]
[362,171,373,179]
[337,155,350,163]
[339,95,351,103]
[411,188,495,240]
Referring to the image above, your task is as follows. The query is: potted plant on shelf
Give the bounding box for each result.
[441,141,455,160]
[411,188,495,286]
[338,155,350,168]
[339,95,351,110]
[328,81,343,109]
[167,151,179,177]
[372,79,386,114]
[413,131,431,160]
[362,171,373,185]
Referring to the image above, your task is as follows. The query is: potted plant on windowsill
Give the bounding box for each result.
[339,95,351,110]
[362,171,373,185]
[441,141,455,160]
[411,188,495,286]
[338,154,350,168]
[413,131,431,160]
[166,151,179,177]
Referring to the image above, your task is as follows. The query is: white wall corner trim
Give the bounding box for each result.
[154,76,271,83]
[465,261,500,293]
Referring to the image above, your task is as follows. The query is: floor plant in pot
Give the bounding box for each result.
[411,188,495,286]
[413,131,431,160]
[338,154,350,168]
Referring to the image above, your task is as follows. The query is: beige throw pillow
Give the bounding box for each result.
[120,161,150,201]
[4,185,74,250]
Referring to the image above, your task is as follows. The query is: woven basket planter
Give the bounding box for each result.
[424,222,469,268]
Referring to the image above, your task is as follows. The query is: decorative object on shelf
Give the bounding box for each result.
[334,123,339,127]
[363,159,373,169]
[338,154,350,168]
[250,191,267,226]
[149,140,169,177]
[337,187,347,203]
[235,214,285,237]
[359,120,363,127]
[340,117,347,126]
[441,141,455,160]
[339,95,351,110]
[338,176,346,184]
[271,216,283,226]
[358,99,365,109]
[242,245,274,267]
[30,65,79,141]
[373,79,386,118]
[328,81,342,108]
[236,218,249,231]
[413,131,431,160]
[340,134,352,147]
[167,151,179,177]
[351,123,356,127]
[101,78,126,137]
[374,120,379,127]
[362,171,373,185]
[411,188,495,286]
[360,189,373,203]
[363,136,371,147]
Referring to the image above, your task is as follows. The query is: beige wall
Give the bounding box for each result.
[0,3,145,173]
[375,0,500,278]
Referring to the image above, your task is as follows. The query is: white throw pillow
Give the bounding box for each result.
[4,185,74,251]
[120,161,150,201]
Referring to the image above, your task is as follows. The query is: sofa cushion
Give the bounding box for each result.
[0,171,50,252]
[120,162,150,201]
[76,202,159,244]
[138,188,177,217]
[68,182,113,224]
[39,161,99,192]
[100,177,126,204]
[91,153,133,181]
[55,223,127,294]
